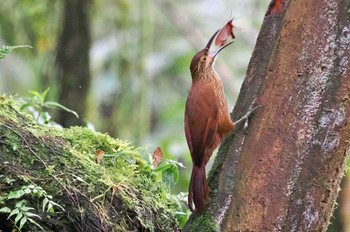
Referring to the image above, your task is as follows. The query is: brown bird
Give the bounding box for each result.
[185,30,256,212]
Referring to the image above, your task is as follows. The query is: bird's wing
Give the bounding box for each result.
[185,85,219,167]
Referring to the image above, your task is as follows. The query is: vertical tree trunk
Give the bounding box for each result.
[184,0,350,231]
[56,0,91,127]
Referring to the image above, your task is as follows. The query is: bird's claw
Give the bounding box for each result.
[232,99,262,132]
[243,100,262,132]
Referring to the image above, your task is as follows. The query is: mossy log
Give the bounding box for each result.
[0,96,179,232]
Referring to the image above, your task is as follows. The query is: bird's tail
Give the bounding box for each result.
[188,165,209,212]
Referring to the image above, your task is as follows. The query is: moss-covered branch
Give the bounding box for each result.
[0,95,179,231]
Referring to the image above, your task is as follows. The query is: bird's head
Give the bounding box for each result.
[190,30,233,78]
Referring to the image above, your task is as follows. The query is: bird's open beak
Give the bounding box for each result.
[204,30,234,59]
[210,41,234,58]
[204,30,219,51]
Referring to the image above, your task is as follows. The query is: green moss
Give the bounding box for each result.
[190,212,219,232]
[0,95,179,231]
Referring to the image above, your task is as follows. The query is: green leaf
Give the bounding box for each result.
[41,87,50,102]
[49,201,65,211]
[174,211,187,215]
[175,161,185,168]
[47,202,53,212]
[39,111,51,124]
[15,199,27,208]
[28,90,42,99]
[42,198,48,212]
[44,101,79,118]
[4,177,16,185]
[20,206,34,212]
[0,45,32,60]
[166,159,185,168]
[8,208,19,219]
[20,102,32,111]
[0,207,11,213]
[162,164,179,188]
[25,212,42,219]
[28,217,44,231]
[48,207,54,213]
[14,211,23,225]
[20,97,40,110]
[148,153,153,165]
[8,189,25,199]
[19,216,27,230]
[154,162,173,172]
[23,187,31,194]
[45,165,55,174]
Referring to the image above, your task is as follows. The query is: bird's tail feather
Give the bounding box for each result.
[188,165,209,212]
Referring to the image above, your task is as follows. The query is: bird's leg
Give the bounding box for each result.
[232,101,261,133]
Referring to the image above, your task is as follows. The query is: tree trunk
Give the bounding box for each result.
[56,0,91,127]
[184,0,350,231]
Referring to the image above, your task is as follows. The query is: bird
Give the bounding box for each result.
[185,29,257,212]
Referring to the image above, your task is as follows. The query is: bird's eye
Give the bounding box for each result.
[201,57,207,62]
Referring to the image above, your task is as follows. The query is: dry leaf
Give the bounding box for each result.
[95,149,105,164]
[153,147,164,168]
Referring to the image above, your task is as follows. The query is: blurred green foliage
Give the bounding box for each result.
[0,45,32,60]
[0,0,269,195]
[19,87,78,125]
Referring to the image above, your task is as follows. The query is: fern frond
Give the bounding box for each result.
[0,45,32,60]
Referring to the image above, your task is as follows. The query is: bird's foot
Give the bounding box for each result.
[233,99,261,132]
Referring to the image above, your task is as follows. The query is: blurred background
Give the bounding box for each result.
[1,0,350,230]
[0,0,269,193]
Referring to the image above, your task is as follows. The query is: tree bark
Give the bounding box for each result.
[56,0,91,127]
[184,0,350,231]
